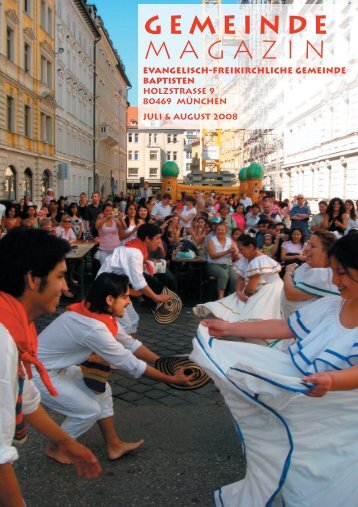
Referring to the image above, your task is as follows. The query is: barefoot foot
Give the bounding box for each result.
[45,444,72,465]
[108,439,144,461]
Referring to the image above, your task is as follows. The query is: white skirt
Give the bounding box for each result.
[190,326,358,507]
[194,277,283,324]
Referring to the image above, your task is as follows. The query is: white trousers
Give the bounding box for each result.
[34,365,114,439]
[118,302,139,335]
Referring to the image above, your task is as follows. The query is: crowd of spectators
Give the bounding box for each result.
[1,186,357,302]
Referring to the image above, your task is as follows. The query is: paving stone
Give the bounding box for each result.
[144,390,167,400]
[158,395,189,406]
[118,391,143,402]
[130,384,153,393]
[110,385,129,396]
[117,378,139,388]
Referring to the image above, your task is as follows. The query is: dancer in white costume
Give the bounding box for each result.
[194,235,283,332]
[34,273,193,464]
[97,223,170,335]
[281,230,339,317]
[190,234,358,507]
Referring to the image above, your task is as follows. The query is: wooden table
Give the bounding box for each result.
[66,241,97,299]
[171,256,207,303]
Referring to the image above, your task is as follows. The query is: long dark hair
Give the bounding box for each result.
[345,199,357,220]
[329,234,358,279]
[289,228,305,247]
[125,203,139,227]
[85,273,129,314]
[327,197,346,220]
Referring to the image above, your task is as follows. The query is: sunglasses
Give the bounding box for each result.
[62,220,71,223]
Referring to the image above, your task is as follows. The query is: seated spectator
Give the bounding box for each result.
[17,197,28,219]
[206,222,238,300]
[1,206,21,233]
[177,196,197,230]
[42,188,55,207]
[232,203,246,231]
[239,192,252,211]
[48,199,62,224]
[345,199,358,234]
[322,197,349,236]
[151,193,172,222]
[216,204,237,237]
[261,234,275,258]
[255,219,271,248]
[68,202,83,240]
[245,203,261,231]
[259,200,281,224]
[205,197,216,217]
[162,217,182,257]
[55,215,77,244]
[188,217,208,248]
[39,218,56,235]
[145,196,157,215]
[310,200,328,232]
[23,205,39,228]
[281,228,306,266]
[231,228,244,243]
[119,203,143,245]
[136,204,150,223]
[95,204,123,265]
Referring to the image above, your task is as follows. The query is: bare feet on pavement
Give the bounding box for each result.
[107,439,144,460]
[45,443,72,464]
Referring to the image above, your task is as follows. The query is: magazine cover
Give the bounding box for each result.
[0,1,357,506]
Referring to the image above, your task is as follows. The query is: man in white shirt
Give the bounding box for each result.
[151,193,172,222]
[35,273,192,462]
[98,223,170,306]
[0,229,100,506]
[239,192,252,211]
[139,181,152,200]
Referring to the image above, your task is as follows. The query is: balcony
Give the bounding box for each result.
[99,125,119,146]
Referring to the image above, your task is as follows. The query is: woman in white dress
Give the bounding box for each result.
[191,234,358,507]
[282,230,339,317]
[194,235,283,333]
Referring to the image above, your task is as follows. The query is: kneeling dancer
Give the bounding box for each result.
[33,273,193,463]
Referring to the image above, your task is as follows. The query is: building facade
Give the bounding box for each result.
[126,106,198,192]
[0,0,57,204]
[54,0,99,200]
[90,7,130,197]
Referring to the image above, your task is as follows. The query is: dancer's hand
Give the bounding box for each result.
[57,439,102,479]
[201,319,231,337]
[155,294,170,304]
[170,367,195,386]
[302,372,333,397]
[237,291,248,302]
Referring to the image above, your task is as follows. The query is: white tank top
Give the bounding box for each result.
[207,236,232,265]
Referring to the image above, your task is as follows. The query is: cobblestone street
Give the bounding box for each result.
[16,295,245,507]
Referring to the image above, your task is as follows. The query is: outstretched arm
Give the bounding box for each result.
[201,319,293,341]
